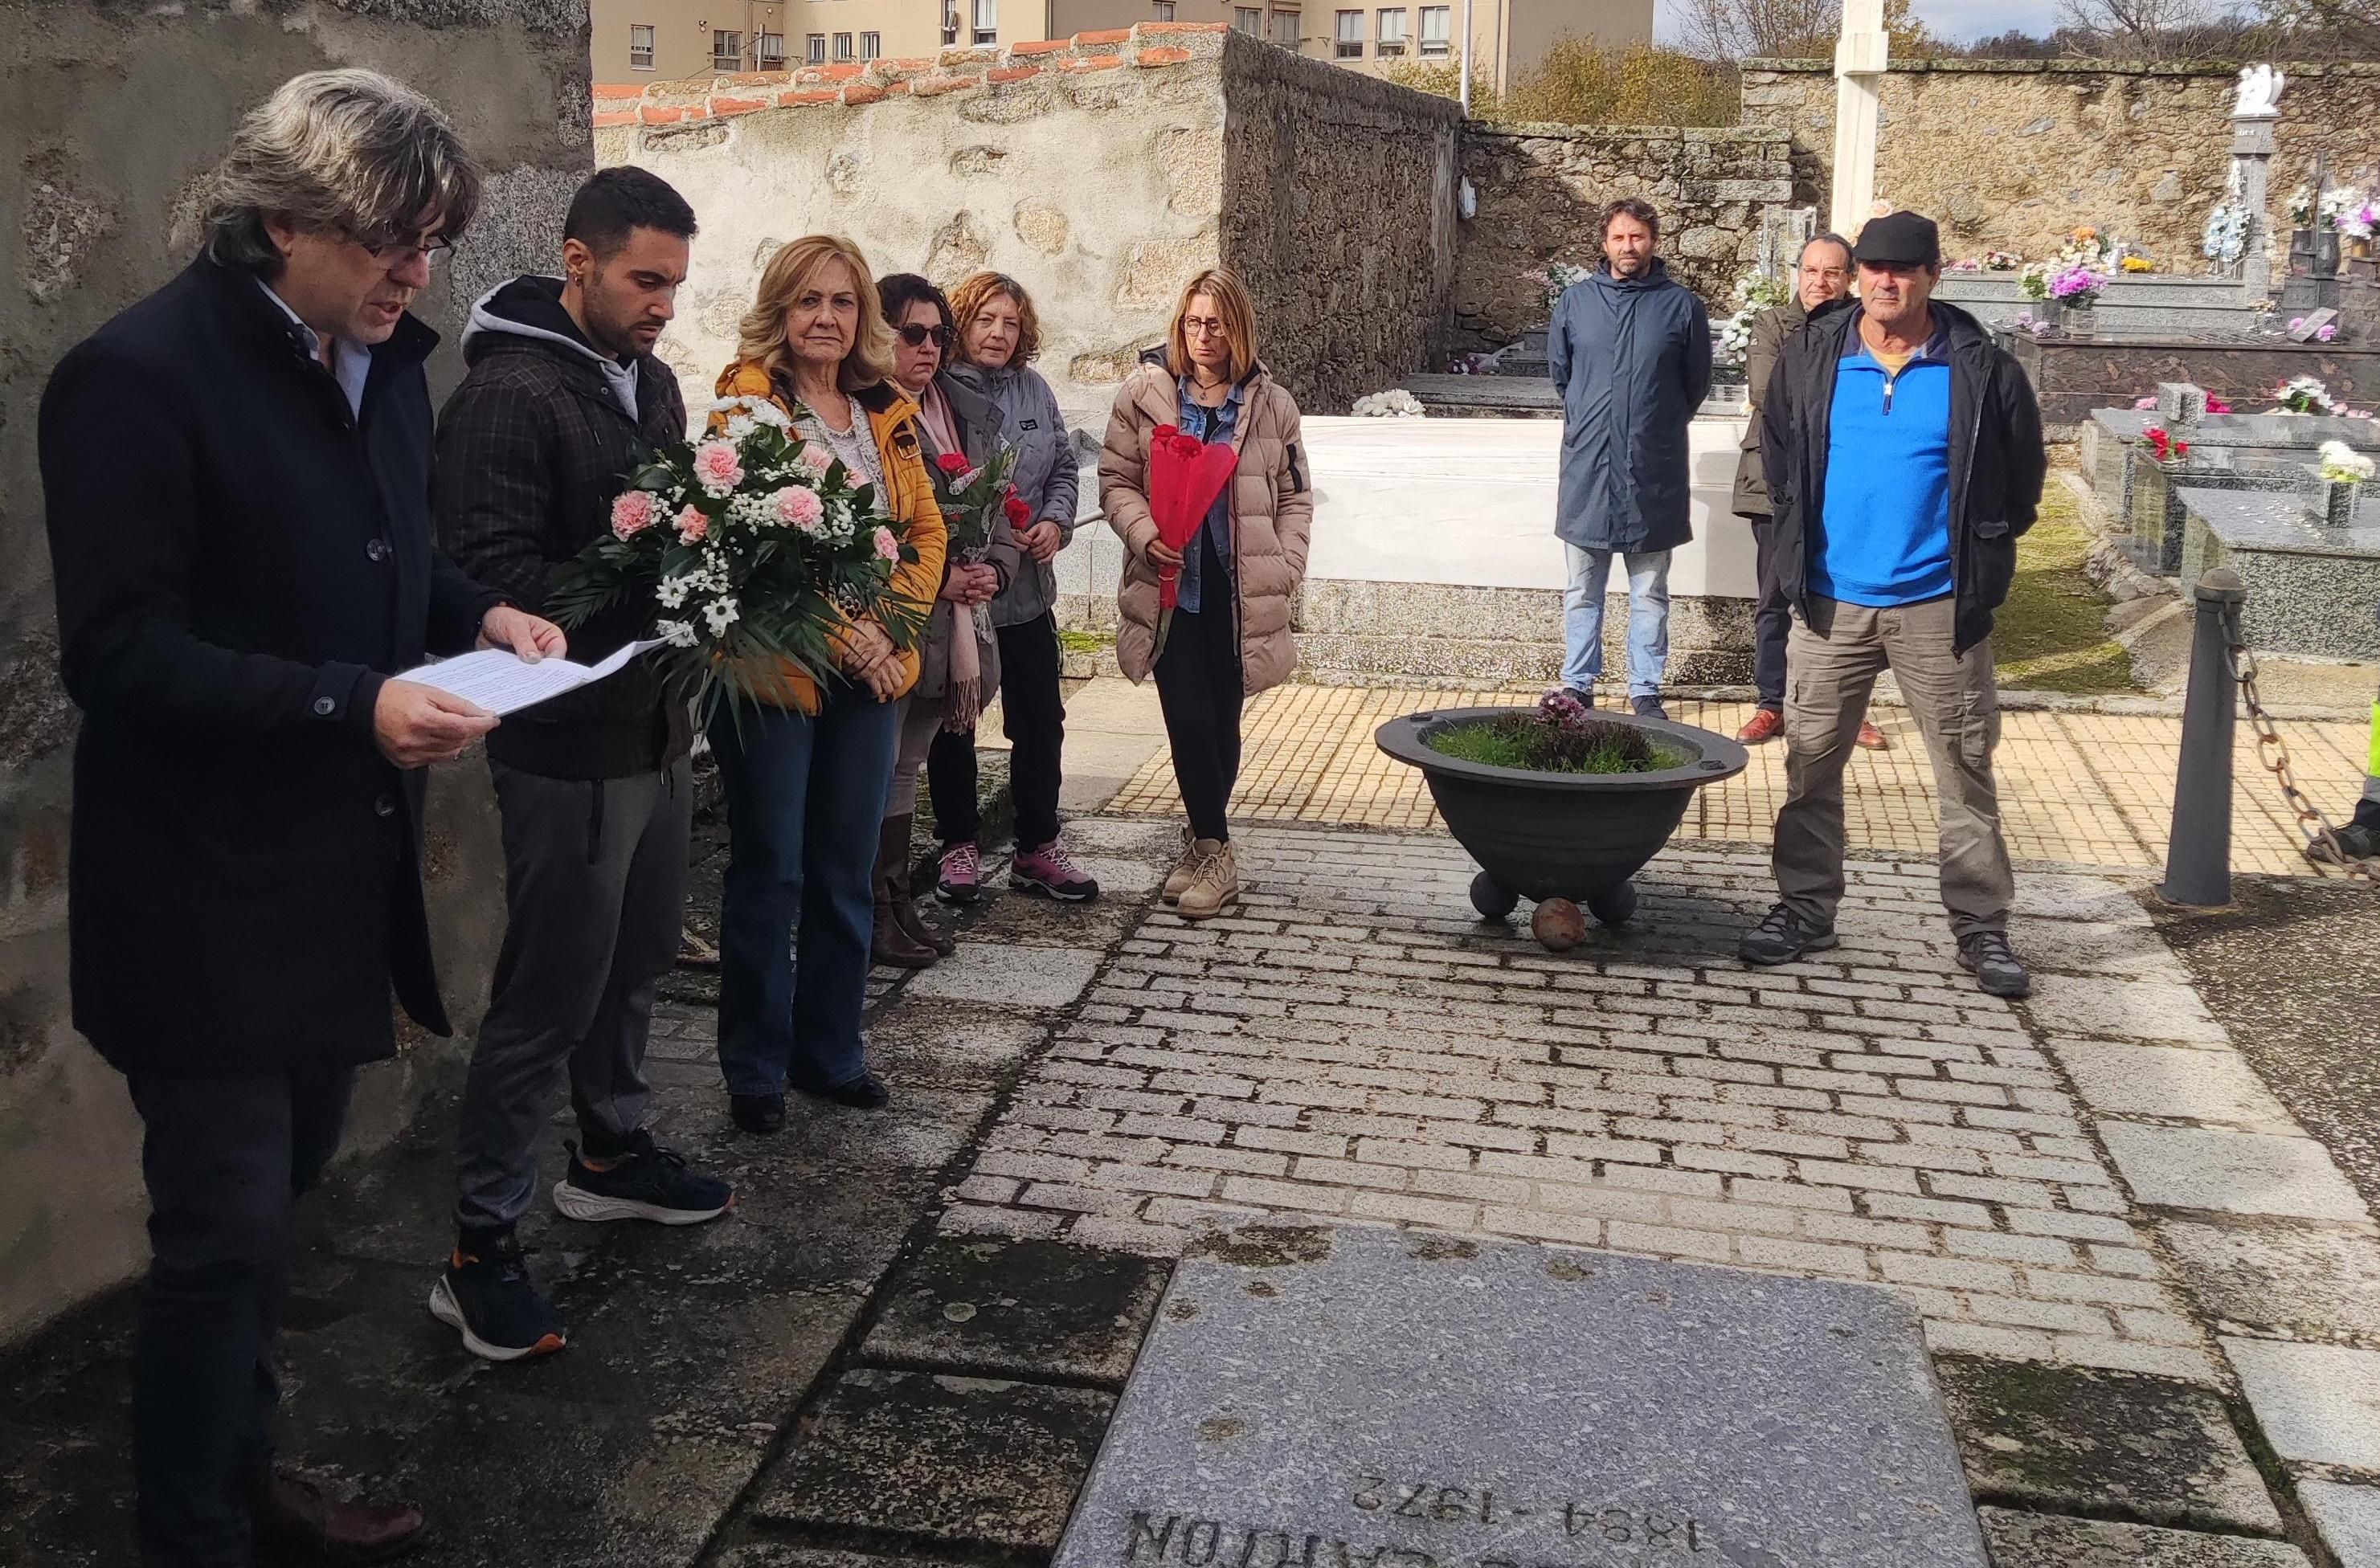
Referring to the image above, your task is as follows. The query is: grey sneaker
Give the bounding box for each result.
[1957,931,2032,999]
[1630,694,1668,721]
[1739,902,1838,966]
[2312,821,2379,863]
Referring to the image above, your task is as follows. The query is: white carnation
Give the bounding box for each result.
[657,619,698,647]
[701,597,742,637]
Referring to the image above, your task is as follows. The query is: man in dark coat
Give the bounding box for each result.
[1741,210,2047,999]
[38,69,560,1565]
[1548,197,1713,721]
[1730,232,1884,752]
[431,166,732,1364]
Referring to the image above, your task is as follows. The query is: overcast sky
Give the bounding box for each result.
[1650,0,2067,45]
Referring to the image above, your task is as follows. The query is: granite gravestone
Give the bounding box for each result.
[2290,308,2340,344]
[1053,1228,1989,1568]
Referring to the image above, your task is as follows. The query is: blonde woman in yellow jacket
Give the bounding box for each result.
[710,235,946,1133]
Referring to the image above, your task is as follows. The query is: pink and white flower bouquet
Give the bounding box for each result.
[550,394,922,719]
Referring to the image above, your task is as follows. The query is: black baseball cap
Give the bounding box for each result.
[1854,210,1941,267]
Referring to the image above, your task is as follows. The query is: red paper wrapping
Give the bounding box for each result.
[1145,423,1237,610]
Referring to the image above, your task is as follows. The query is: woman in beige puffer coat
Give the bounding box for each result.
[1099,267,1313,919]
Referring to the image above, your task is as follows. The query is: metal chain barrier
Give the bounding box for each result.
[2223,601,2380,885]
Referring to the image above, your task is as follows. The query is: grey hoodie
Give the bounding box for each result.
[465,276,644,423]
[945,359,1080,628]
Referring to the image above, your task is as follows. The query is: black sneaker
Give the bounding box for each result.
[1739,901,1840,966]
[552,1132,734,1227]
[799,1071,889,1110]
[1958,930,2033,999]
[429,1232,564,1363]
[1560,686,1596,709]
[730,1092,785,1135]
[1630,694,1669,721]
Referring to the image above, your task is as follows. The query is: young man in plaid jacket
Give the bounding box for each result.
[431,167,733,1362]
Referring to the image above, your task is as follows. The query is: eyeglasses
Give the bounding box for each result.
[1181,315,1229,339]
[895,322,955,348]
[346,227,455,267]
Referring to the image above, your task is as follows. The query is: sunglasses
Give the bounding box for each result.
[895,323,955,348]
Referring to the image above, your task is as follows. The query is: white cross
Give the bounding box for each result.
[1830,0,1889,237]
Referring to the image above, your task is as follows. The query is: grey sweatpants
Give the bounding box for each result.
[455,756,693,1233]
[1772,594,2015,939]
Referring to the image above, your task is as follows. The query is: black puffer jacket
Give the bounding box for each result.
[1759,298,2047,654]
[435,276,693,779]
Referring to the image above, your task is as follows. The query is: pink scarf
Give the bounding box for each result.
[918,382,983,725]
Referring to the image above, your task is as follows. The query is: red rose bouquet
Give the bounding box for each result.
[1143,423,1238,658]
[926,443,1022,725]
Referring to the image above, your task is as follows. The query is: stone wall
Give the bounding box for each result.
[595,26,1461,421]
[1449,123,1797,351]
[1,0,590,1345]
[1217,39,1462,410]
[1740,59,2380,271]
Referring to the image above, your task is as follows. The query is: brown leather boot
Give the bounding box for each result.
[885,814,955,956]
[251,1469,424,1565]
[873,816,939,969]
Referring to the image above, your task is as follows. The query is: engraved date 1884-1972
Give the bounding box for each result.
[1352,1478,1715,1554]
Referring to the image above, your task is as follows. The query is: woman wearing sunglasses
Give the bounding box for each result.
[868,273,1018,967]
[925,271,1099,907]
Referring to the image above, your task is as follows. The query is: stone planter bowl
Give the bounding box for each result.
[1374,706,1748,936]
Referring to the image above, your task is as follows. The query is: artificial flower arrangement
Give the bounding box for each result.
[2144,427,2190,463]
[2121,255,2156,273]
[2288,316,2342,343]
[2046,263,2105,310]
[1524,259,1595,315]
[928,444,1024,724]
[551,394,922,721]
[1714,272,1790,370]
[2203,200,2251,266]
[1352,389,1427,417]
[2319,439,2376,484]
[1948,250,2022,272]
[2291,186,2374,232]
[2276,375,2337,415]
[2133,393,2233,414]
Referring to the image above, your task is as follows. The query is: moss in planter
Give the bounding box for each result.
[1425,713,1685,774]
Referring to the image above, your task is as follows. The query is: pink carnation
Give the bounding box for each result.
[676,504,708,544]
[797,443,835,478]
[693,439,745,495]
[611,489,657,539]
[773,486,825,532]
[873,525,901,562]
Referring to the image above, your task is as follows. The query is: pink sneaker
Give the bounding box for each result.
[934,842,982,905]
[1011,839,1101,903]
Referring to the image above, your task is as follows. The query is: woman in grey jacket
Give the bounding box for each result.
[925,272,1099,904]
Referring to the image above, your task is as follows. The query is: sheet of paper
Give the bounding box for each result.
[395,639,668,717]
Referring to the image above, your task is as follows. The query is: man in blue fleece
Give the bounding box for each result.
[1740,210,2047,998]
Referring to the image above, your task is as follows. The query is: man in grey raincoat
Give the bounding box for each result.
[1548,197,1712,720]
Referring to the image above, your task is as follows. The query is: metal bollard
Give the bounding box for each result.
[2161,567,2247,906]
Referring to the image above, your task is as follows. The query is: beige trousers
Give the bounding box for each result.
[1772,594,2015,937]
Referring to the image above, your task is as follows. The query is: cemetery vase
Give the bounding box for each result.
[2317,476,2362,529]
[1374,707,1747,937]
[2291,227,2317,275]
[2061,303,2097,337]
[2317,229,2342,276]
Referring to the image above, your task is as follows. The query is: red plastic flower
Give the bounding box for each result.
[1003,490,1030,529]
[935,451,970,476]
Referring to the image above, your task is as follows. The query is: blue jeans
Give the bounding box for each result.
[125,1065,355,1566]
[1560,544,1672,698]
[710,690,898,1096]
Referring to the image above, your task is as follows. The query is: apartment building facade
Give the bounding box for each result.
[591,0,1649,91]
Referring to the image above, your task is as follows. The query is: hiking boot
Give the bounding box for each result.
[1736,708,1783,745]
[1630,694,1669,721]
[1738,901,1840,966]
[1957,930,2033,998]
[872,816,939,969]
[934,841,982,904]
[1176,839,1239,921]
[430,1231,563,1362]
[1855,721,1888,751]
[552,1132,734,1226]
[800,1071,890,1110]
[1012,839,1101,902]
[1162,825,1197,906]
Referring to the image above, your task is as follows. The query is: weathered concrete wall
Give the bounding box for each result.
[1740,59,2380,270]
[1449,122,1797,349]
[1,0,590,1345]
[1217,36,1462,411]
[595,26,1237,428]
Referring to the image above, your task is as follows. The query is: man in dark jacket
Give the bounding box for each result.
[1741,210,2047,998]
[432,167,732,1362]
[39,70,561,1565]
[1730,232,1883,753]
[1549,198,1713,720]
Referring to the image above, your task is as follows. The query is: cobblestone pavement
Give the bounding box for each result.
[1102,684,2373,878]
[943,827,2378,1395]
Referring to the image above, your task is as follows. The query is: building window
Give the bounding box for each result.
[832,30,853,59]
[1151,0,1175,16]
[861,29,881,56]
[1271,6,1299,44]
[628,22,656,67]
[1374,6,1405,54]
[1335,8,1362,55]
[1418,4,1448,54]
[806,31,826,60]
[943,5,959,43]
[971,0,996,43]
[1233,6,1262,34]
[757,30,786,65]
[711,27,742,69]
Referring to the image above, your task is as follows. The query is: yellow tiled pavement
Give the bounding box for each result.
[1105,685,2372,876]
